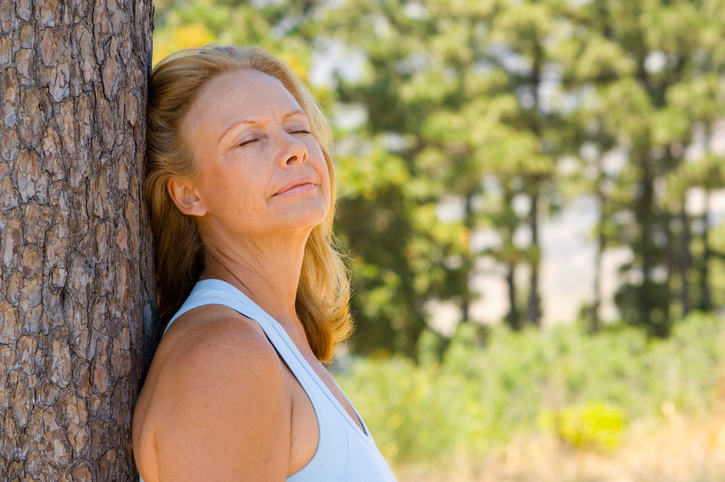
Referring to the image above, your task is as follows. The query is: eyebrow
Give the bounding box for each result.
[217,109,307,142]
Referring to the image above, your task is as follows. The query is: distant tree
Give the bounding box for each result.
[562,0,725,336]
[325,0,576,342]
[484,0,572,328]
[0,1,155,479]
[325,0,497,354]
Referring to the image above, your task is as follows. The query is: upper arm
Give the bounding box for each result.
[150,320,291,482]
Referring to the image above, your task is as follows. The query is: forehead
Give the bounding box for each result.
[187,69,303,134]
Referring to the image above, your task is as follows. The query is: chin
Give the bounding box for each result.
[281,203,329,231]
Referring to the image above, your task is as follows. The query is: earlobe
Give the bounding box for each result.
[167,178,208,217]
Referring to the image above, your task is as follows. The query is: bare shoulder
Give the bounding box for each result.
[133,305,291,482]
[156,304,280,380]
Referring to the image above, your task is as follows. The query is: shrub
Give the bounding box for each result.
[336,313,725,466]
[541,401,627,451]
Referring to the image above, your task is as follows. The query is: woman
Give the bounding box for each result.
[132,45,397,481]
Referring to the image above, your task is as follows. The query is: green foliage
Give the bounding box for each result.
[337,313,725,465]
[336,354,486,462]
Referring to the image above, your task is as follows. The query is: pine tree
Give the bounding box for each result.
[0,1,156,478]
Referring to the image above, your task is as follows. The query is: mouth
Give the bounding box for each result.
[273,178,317,197]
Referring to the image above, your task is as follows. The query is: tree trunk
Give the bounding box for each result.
[0,1,156,480]
[699,191,712,312]
[590,157,607,333]
[460,191,475,323]
[527,34,544,329]
[527,188,541,327]
[505,261,520,330]
[678,200,692,316]
[635,152,657,321]
[502,186,520,330]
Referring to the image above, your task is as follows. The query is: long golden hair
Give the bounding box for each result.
[145,45,352,362]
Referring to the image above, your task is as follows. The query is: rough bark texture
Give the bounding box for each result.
[0,0,156,479]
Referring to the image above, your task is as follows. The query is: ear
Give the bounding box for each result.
[167,178,209,217]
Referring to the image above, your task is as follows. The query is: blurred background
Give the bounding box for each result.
[152,1,725,480]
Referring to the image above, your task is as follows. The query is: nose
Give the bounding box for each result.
[277,131,308,168]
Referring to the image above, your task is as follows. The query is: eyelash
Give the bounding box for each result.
[238,129,310,147]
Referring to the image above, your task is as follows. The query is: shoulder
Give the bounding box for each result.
[133,305,292,481]
[154,304,284,396]
[169,304,280,373]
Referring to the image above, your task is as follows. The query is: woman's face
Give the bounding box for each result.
[178,69,331,241]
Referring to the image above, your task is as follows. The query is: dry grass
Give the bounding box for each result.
[393,411,725,482]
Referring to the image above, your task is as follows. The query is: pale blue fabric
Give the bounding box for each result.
[139,279,397,482]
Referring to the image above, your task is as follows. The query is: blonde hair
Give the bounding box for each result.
[145,45,352,362]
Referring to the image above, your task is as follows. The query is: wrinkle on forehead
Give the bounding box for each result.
[183,69,302,161]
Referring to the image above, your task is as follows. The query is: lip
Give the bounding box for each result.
[273,177,317,197]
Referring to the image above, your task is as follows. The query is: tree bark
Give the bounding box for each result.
[0,0,156,480]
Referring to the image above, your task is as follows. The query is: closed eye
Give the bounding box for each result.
[238,137,258,147]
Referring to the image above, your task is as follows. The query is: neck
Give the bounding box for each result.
[199,227,310,343]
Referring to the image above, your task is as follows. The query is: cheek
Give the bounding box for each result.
[315,155,333,206]
[308,144,330,180]
[199,158,261,215]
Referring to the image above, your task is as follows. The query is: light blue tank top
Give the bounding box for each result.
[139,279,397,482]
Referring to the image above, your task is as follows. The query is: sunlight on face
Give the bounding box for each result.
[183,69,331,241]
